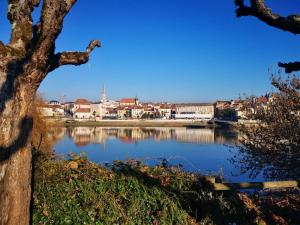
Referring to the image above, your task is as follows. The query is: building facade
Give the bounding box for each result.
[175,103,214,120]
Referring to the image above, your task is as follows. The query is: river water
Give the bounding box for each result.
[53,126,264,182]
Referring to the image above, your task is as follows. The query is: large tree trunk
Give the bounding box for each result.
[0,69,35,225]
[0,1,100,224]
[0,143,32,225]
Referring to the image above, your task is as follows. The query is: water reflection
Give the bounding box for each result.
[231,144,300,181]
[64,127,238,147]
[53,126,298,182]
[53,126,253,182]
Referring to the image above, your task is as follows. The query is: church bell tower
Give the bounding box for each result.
[101,84,107,103]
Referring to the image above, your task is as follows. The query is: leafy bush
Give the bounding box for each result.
[33,159,197,224]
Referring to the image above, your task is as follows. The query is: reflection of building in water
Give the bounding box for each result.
[90,127,109,144]
[174,128,215,144]
[47,127,66,144]
[131,128,148,140]
[65,127,238,146]
[150,127,173,141]
[71,127,93,147]
[214,129,239,145]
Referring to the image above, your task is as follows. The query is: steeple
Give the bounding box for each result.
[101,84,107,103]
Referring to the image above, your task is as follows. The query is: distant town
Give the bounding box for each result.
[38,85,271,122]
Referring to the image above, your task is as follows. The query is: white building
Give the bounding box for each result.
[73,108,91,119]
[158,104,172,119]
[38,106,55,117]
[174,103,214,120]
[73,99,91,111]
[73,99,91,119]
[90,102,106,119]
[105,108,118,119]
[131,106,144,119]
[38,100,64,117]
[117,107,129,119]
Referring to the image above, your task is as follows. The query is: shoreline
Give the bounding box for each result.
[58,119,221,128]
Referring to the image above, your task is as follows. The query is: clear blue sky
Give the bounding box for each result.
[0,0,300,102]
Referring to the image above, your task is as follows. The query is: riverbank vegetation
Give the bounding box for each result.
[32,153,300,225]
[235,75,300,181]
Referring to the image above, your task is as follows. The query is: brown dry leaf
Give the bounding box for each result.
[67,161,78,170]
[42,210,49,217]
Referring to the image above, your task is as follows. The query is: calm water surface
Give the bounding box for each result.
[53,126,264,182]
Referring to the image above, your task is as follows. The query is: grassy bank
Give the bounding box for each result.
[32,156,300,224]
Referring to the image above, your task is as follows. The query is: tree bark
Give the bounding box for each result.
[0,142,32,225]
[0,1,100,224]
[0,59,36,225]
[0,105,33,224]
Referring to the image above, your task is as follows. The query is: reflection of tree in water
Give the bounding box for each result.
[214,128,238,145]
[231,143,300,181]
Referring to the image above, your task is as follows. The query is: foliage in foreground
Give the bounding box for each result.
[236,75,300,180]
[32,155,300,224]
[32,156,246,225]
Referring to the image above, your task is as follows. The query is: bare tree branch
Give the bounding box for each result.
[235,0,300,35]
[49,40,101,72]
[40,0,77,41]
[235,0,300,73]
[27,0,79,67]
[278,62,300,74]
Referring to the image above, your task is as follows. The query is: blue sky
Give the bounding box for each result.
[0,0,300,102]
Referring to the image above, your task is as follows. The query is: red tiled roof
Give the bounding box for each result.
[120,98,136,103]
[75,99,90,105]
[159,104,171,109]
[257,96,268,104]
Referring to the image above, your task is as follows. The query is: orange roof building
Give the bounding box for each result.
[120,98,138,106]
[75,98,90,105]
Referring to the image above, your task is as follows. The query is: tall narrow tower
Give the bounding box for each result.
[101,84,107,103]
